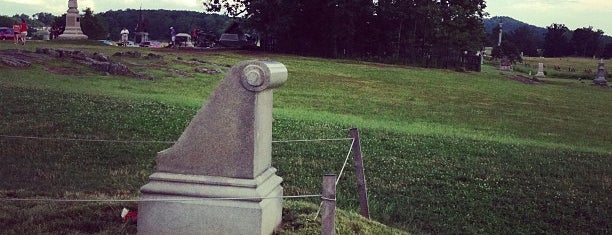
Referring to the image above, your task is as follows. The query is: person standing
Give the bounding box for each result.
[19,19,28,45]
[170,26,176,46]
[12,23,20,44]
[120,27,130,46]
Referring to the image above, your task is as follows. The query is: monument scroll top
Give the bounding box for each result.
[241,61,287,92]
[156,60,288,179]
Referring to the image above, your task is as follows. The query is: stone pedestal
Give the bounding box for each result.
[139,169,283,235]
[535,63,545,77]
[135,32,149,44]
[58,0,88,40]
[593,59,608,86]
[139,60,288,235]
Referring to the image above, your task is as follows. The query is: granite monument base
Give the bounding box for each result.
[57,28,88,40]
[138,168,283,235]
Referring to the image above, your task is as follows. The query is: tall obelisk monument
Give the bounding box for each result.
[58,0,88,40]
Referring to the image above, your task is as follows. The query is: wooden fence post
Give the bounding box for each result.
[321,174,337,235]
[350,127,370,219]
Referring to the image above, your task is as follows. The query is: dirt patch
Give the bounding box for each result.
[506,74,543,85]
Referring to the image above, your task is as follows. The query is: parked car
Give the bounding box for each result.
[98,40,118,46]
[0,27,16,40]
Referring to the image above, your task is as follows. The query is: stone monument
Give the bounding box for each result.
[535,63,545,77]
[499,57,513,71]
[138,60,287,235]
[58,0,88,40]
[592,59,608,86]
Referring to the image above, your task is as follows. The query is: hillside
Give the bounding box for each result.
[484,16,612,45]
[0,41,611,234]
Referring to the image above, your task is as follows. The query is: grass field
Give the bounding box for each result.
[1,41,611,234]
[516,56,605,80]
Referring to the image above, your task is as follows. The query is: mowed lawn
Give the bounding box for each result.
[0,41,611,234]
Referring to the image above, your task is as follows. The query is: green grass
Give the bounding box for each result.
[1,41,611,234]
[516,56,606,80]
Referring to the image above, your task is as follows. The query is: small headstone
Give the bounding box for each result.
[138,60,287,235]
[535,63,545,77]
[593,59,608,86]
[499,58,513,71]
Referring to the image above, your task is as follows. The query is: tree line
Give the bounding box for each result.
[204,0,487,68]
[489,22,612,60]
[0,9,229,41]
[3,4,611,62]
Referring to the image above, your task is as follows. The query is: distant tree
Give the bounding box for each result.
[543,23,571,57]
[204,0,487,69]
[603,43,612,59]
[33,12,56,26]
[506,26,538,57]
[81,8,107,40]
[570,27,604,57]
[0,15,15,27]
[492,39,521,63]
[97,10,229,41]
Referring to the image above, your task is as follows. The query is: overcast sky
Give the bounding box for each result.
[486,0,612,34]
[1,0,611,35]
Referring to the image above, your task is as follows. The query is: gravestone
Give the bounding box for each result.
[535,63,545,77]
[499,58,513,71]
[58,0,88,40]
[593,59,608,86]
[138,60,287,235]
[465,55,481,72]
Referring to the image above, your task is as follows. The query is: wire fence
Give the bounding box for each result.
[0,134,356,208]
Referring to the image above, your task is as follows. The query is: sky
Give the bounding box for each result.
[0,0,611,34]
[485,0,612,35]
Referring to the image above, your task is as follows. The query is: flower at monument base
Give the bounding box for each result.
[121,208,138,223]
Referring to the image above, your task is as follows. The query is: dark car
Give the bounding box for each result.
[0,27,16,40]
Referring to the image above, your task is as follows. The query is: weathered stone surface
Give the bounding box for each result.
[145,53,163,59]
[155,60,287,178]
[0,50,50,67]
[93,52,109,62]
[593,59,608,86]
[139,60,287,235]
[112,51,142,58]
[195,67,221,74]
[0,55,31,67]
[535,62,545,77]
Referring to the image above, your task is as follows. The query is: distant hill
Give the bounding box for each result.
[483,16,612,46]
[484,16,547,37]
[484,16,547,47]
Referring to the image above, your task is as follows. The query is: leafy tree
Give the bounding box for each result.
[52,14,66,32]
[603,43,612,59]
[33,12,56,26]
[0,15,15,27]
[97,10,229,41]
[570,27,604,57]
[491,40,521,63]
[204,0,487,68]
[543,23,570,57]
[81,8,107,40]
[506,26,538,56]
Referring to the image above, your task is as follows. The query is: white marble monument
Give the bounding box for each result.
[593,59,608,86]
[58,0,88,40]
[535,63,545,77]
[138,60,287,235]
